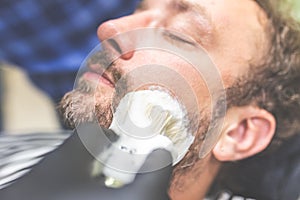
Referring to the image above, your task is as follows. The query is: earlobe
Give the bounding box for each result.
[213,106,276,161]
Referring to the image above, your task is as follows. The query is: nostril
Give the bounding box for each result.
[120,51,134,60]
[104,38,134,60]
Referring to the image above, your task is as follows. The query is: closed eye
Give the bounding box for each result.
[163,31,196,47]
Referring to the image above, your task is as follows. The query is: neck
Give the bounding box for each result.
[169,154,221,200]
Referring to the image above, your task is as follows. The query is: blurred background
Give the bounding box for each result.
[284,0,300,20]
[0,0,140,134]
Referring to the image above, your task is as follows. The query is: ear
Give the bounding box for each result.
[213,106,276,161]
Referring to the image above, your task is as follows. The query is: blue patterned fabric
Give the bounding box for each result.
[0,0,140,101]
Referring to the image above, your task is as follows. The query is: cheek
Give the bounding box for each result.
[116,50,211,112]
[175,65,210,107]
[210,51,247,88]
[153,51,210,105]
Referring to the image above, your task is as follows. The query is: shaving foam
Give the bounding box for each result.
[100,89,195,187]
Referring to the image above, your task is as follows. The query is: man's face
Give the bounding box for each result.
[60,0,269,199]
[97,0,269,85]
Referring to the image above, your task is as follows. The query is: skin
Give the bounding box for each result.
[62,0,275,199]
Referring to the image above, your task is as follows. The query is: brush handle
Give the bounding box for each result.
[101,133,174,186]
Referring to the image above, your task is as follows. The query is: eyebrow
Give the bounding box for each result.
[171,0,213,40]
[137,0,209,18]
[143,0,211,28]
[136,0,213,45]
[170,0,209,18]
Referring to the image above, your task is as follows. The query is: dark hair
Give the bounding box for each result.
[213,1,300,199]
[227,0,300,150]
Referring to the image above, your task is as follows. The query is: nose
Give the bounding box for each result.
[97,11,158,60]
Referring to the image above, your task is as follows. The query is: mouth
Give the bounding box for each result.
[82,70,115,88]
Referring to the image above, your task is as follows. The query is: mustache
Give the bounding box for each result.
[75,49,130,114]
[86,50,114,70]
[85,50,123,86]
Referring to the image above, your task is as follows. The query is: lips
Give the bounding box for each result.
[101,72,115,86]
[83,71,115,88]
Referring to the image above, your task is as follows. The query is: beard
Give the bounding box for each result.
[59,77,219,192]
[169,106,223,192]
[58,72,222,185]
[58,78,113,129]
[58,67,129,129]
[58,52,227,195]
[58,48,128,129]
